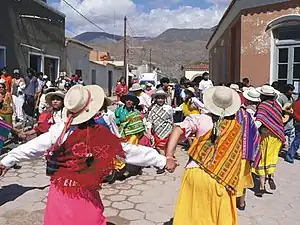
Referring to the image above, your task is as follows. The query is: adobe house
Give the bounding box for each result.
[206,0,300,88]
[0,0,65,81]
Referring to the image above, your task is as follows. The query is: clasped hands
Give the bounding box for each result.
[165,156,179,173]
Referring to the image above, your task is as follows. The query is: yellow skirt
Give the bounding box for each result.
[253,133,282,176]
[236,160,254,197]
[173,168,237,225]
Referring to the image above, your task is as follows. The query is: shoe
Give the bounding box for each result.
[12,164,22,170]
[268,178,276,190]
[255,189,265,197]
[237,202,246,211]
[156,168,165,174]
[285,156,294,164]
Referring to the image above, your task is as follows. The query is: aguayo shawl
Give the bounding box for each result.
[119,111,145,138]
[45,124,124,196]
[188,119,242,194]
[148,104,173,139]
[256,100,285,143]
[236,108,261,168]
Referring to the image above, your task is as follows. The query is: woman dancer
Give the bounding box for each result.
[0,82,13,124]
[147,89,173,173]
[165,86,243,225]
[0,85,177,225]
[20,90,65,140]
[254,85,285,196]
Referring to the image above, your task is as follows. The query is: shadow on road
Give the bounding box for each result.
[0,184,49,206]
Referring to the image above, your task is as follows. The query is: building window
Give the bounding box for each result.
[91,69,96,84]
[270,15,300,87]
[0,46,6,69]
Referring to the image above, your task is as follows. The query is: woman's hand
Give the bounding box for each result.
[165,156,179,173]
[0,163,9,176]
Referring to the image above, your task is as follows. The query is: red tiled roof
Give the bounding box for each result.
[185,64,209,71]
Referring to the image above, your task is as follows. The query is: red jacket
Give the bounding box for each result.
[293,99,300,123]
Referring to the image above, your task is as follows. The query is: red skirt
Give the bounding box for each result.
[153,133,169,149]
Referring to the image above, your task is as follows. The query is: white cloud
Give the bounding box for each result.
[53,0,227,37]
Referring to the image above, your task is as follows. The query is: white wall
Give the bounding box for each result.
[185,70,209,81]
[89,62,123,96]
[66,42,90,82]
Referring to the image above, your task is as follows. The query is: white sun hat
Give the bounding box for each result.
[45,90,65,105]
[63,85,105,125]
[129,83,143,92]
[151,88,169,99]
[229,84,241,93]
[243,88,261,102]
[256,85,276,96]
[203,86,241,117]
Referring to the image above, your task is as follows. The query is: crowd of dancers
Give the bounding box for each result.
[0,72,299,225]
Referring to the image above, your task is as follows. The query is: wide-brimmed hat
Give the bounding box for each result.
[63,85,105,125]
[243,88,261,102]
[230,84,241,93]
[185,87,195,96]
[120,92,140,105]
[256,85,276,96]
[203,86,241,117]
[146,83,152,87]
[45,90,65,105]
[129,83,143,92]
[151,89,169,99]
[44,86,58,93]
[104,97,112,106]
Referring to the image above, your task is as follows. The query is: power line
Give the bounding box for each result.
[61,0,107,32]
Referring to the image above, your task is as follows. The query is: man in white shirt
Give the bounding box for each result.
[199,72,213,93]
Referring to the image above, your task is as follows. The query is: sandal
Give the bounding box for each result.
[268,178,276,190]
[237,201,246,211]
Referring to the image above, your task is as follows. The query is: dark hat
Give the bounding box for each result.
[121,92,140,105]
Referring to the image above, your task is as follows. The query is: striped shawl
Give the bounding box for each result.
[237,108,261,168]
[147,104,173,139]
[256,100,285,143]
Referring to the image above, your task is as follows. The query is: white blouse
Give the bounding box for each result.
[1,122,166,169]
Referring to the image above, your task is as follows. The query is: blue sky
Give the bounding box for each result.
[49,0,229,37]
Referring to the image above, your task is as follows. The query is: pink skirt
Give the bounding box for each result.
[44,183,106,225]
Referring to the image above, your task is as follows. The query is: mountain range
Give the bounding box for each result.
[74,27,214,78]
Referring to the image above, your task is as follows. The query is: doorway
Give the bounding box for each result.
[44,57,58,82]
[29,54,42,73]
[108,70,113,97]
[0,47,6,69]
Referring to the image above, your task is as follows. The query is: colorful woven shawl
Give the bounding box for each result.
[188,119,242,194]
[256,100,285,143]
[236,108,261,168]
[119,111,145,137]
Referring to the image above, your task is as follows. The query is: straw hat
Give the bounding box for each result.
[243,88,261,102]
[45,90,65,105]
[151,89,169,99]
[203,86,241,117]
[230,84,241,93]
[256,85,276,96]
[120,92,140,105]
[63,85,105,125]
[185,87,195,96]
[129,83,143,92]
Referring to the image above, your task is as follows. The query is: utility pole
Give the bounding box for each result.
[149,49,152,72]
[123,16,128,85]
